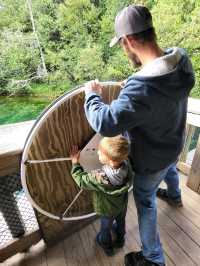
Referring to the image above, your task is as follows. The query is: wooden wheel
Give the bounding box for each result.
[21,82,121,221]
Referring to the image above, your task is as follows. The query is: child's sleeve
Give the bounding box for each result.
[71,163,101,191]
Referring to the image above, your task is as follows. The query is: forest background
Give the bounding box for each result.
[0,0,200,124]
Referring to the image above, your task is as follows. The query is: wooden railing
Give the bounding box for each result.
[0,120,35,176]
[0,120,41,262]
[177,98,200,192]
[1,98,198,178]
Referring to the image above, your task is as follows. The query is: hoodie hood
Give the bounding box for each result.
[134,47,195,100]
[102,161,128,186]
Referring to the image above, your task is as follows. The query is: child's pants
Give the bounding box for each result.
[99,207,127,248]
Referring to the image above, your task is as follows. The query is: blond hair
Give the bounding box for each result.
[99,136,129,162]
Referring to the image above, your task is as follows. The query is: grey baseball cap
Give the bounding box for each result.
[110,5,153,47]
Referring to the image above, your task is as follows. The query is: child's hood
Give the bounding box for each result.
[103,160,129,186]
[97,160,133,196]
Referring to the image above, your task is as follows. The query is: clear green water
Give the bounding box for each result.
[0,96,52,125]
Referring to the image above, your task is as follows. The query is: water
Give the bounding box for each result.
[0,96,52,125]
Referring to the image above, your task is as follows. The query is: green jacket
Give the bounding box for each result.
[71,162,133,217]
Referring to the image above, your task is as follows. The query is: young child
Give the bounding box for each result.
[70,135,133,256]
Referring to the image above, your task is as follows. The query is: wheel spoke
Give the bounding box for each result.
[25,157,71,164]
[62,189,83,218]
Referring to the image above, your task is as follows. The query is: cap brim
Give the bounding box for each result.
[109,36,120,48]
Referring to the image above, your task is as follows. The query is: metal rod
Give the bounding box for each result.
[62,189,83,218]
[25,157,71,164]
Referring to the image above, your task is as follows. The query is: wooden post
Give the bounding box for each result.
[187,135,200,193]
[177,124,195,175]
[0,230,41,262]
[179,124,196,163]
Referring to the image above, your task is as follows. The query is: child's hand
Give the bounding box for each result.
[70,145,81,164]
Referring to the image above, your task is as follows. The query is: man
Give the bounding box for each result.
[84,5,195,266]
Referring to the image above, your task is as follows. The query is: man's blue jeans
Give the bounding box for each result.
[133,162,181,266]
[99,207,127,248]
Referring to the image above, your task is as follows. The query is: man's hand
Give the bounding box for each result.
[84,79,103,95]
[120,79,127,88]
[70,145,81,164]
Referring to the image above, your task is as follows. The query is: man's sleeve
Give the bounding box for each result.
[84,80,152,136]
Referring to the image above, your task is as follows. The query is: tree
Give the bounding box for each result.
[0,0,200,98]
[26,0,47,76]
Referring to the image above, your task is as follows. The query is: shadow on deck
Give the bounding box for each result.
[2,173,200,266]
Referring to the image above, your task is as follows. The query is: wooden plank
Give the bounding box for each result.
[179,124,195,163]
[159,227,194,266]
[177,161,191,176]
[0,121,34,156]
[175,184,200,231]
[19,240,47,266]
[157,198,200,247]
[0,153,21,177]
[187,113,200,128]
[0,230,41,263]
[174,195,200,231]
[46,242,66,266]
[0,121,33,176]
[78,223,104,266]
[157,209,200,265]
[179,186,200,217]
[3,252,27,266]
[187,135,200,192]
[180,174,200,203]
[160,176,200,231]
[188,98,200,115]
[157,177,200,265]
[63,229,90,266]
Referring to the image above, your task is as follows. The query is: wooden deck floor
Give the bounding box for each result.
[2,173,200,266]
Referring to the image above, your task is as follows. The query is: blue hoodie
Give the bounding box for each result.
[84,48,195,174]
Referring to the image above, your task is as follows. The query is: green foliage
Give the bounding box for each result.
[74,45,104,83]
[0,0,200,99]
[152,0,200,98]
[0,30,40,94]
[102,49,133,81]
